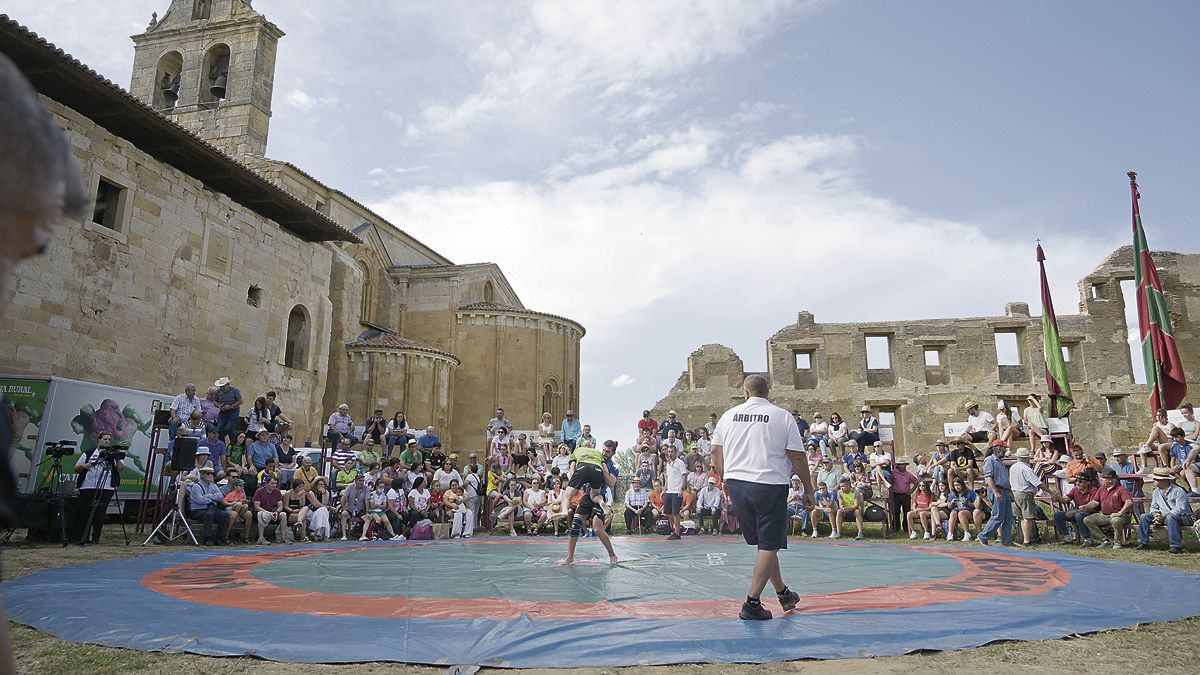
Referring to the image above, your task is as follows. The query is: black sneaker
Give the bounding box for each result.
[1169,547,1183,555]
[778,589,800,612]
[1135,543,1149,551]
[666,533,681,540]
[739,601,773,620]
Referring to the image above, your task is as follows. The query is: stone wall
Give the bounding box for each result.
[0,97,334,440]
[653,249,1200,455]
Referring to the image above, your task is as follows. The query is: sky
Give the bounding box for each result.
[7,1,1198,445]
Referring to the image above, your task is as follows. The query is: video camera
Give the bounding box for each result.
[98,443,129,462]
[44,440,77,459]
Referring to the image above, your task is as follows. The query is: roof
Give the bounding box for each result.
[0,15,358,244]
[458,301,586,335]
[345,330,459,364]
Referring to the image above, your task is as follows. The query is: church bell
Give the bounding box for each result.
[209,73,227,99]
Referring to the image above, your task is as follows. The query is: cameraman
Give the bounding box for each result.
[73,431,125,543]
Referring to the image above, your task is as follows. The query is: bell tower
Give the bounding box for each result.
[130,0,283,157]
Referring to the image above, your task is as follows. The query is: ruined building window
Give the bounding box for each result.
[246,285,262,307]
[91,178,128,231]
[794,352,811,369]
[865,336,891,369]
[285,305,310,369]
[483,281,495,303]
[793,350,816,390]
[924,345,949,386]
[1090,283,1106,300]
[924,349,941,367]
[994,331,1021,365]
[1105,396,1127,417]
[192,0,212,20]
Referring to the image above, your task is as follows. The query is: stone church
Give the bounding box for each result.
[0,0,583,448]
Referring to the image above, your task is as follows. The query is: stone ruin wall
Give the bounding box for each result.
[653,247,1200,457]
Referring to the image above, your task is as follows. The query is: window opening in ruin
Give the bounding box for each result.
[1119,279,1147,384]
[192,0,211,20]
[994,331,1021,366]
[91,178,126,231]
[483,280,495,303]
[865,335,891,369]
[1105,396,1127,417]
[246,285,262,308]
[285,306,309,369]
[924,349,940,367]
[795,352,812,369]
[1061,345,1071,362]
[1090,283,1104,299]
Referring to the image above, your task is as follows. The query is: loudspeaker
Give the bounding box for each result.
[171,436,198,472]
[153,409,172,429]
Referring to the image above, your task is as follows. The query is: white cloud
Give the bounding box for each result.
[409,0,820,140]
[611,374,636,388]
[284,89,340,112]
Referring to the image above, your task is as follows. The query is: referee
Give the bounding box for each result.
[712,374,816,620]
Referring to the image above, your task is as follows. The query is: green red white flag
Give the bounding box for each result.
[1037,243,1073,417]
[1129,171,1187,412]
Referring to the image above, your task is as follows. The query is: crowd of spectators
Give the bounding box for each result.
[161,380,1198,553]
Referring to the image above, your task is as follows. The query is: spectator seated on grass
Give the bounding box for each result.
[939,477,980,542]
[906,481,936,540]
[339,474,369,541]
[252,476,285,546]
[810,482,838,538]
[1137,467,1195,554]
[1048,471,1100,545]
[833,476,864,540]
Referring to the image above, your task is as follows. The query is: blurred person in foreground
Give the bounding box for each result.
[0,52,89,674]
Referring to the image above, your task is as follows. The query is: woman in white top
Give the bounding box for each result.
[993,401,1016,444]
[828,412,849,450]
[537,412,556,454]
[246,396,272,435]
[695,427,712,462]
[1022,394,1049,452]
[521,478,550,533]
[687,465,707,492]
[551,444,573,476]
[490,427,512,458]
[808,413,830,451]
[406,475,432,527]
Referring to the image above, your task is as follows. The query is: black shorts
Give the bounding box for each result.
[568,463,604,491]
[968,431,989,443]
[725,478,788,551]
[513,453,530,467]
[663,492,682,515]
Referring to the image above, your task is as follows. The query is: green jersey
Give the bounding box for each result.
[570,446,604,467]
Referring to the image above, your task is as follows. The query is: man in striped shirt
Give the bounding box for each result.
[623,478,650,534]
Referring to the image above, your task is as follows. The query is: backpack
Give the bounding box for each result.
[654,517,672,535]
[411,520,433,540]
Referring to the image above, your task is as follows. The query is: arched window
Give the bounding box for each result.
[284,305,310,369]
[357,261,374,324]
[483,280,495,303]
[199,44,230,104]
[542,378,561,421]
[153,51,183,110]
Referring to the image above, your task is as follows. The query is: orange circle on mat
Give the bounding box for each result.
[142,541,1068,620]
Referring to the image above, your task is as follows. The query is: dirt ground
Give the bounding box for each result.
[3,527,1198,675]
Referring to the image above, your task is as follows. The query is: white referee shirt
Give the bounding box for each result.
[712,396,805,486]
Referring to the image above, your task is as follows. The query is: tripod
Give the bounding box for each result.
[78,457,130,547]
[35,453,71,546]
[142,474,198,546]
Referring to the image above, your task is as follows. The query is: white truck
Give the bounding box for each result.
[2,375,169,505]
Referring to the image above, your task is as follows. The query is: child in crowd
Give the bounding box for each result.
[908,482,938,540]
[834,476,864,540]
[428,480,446,523]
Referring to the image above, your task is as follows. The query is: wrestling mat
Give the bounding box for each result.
[5,536,1200,668]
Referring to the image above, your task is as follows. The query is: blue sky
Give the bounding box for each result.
[9,1,1196,442]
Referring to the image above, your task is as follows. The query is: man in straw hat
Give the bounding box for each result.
[1082,468,1134,549]
[959,401,994,445]
[1010,447,1041,547]
[1136,467,1194,554]
[1047,471,1100,545]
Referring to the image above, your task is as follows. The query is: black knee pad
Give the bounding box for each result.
[568,516,584,538]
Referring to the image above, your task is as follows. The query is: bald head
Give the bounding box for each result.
[743,374,769,398]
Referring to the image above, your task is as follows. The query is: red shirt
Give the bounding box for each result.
[638,418,658,436]
[1094,483,1132,515]
[914,492,932,509]
[1065,485,1096,510]
[253,487,282,511]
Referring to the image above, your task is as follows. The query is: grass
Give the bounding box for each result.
[4,520,1199,674]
